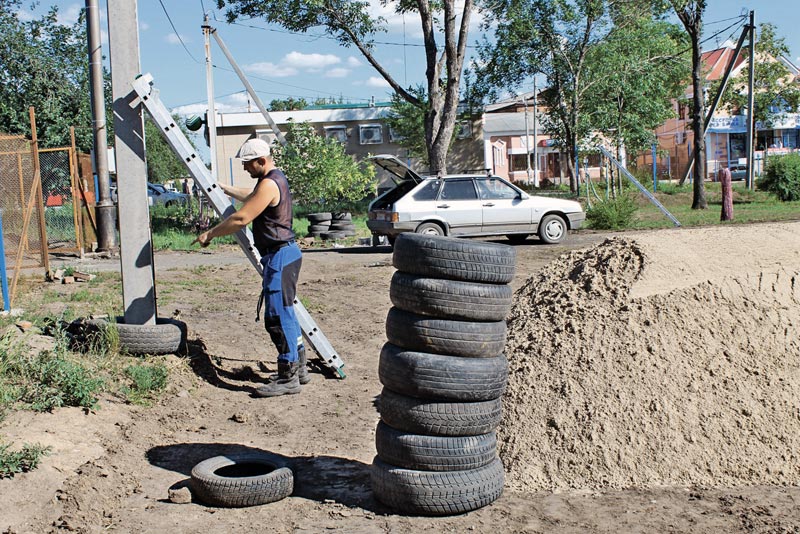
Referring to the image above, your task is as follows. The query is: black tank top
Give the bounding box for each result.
[253,168,295,255]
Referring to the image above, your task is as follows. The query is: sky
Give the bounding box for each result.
[16,0,800,120]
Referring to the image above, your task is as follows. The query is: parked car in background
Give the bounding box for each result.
[147,182,189,207]
[367,155,585,245]
[729,164,747,181]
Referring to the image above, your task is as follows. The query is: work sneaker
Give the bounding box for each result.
[255,361,301,397]
[262,347,311,385]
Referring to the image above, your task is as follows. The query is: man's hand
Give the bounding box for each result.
[192,231,213,248]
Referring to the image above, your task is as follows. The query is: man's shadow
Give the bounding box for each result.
[147,442,382,512]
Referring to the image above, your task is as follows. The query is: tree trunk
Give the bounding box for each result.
[719,167,733,221]
[689,22,707,208]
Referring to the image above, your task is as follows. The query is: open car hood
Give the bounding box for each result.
[368,154,425,186]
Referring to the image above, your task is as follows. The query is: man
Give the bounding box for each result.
[193,138,308,397]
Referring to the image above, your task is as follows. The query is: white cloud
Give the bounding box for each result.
[347,56,363,67]
[326,68,350,78]
[365,76,391,88]
[165,33,191,45]
[56,4,82,26]
[140,22,150,31]
[283,51,341,70]
[15,8,35,22]
[365,0,483,42]
[244,62,298,78]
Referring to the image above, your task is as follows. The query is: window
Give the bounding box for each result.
[440,179,477,200]
[492,140,506,168]
[675,131,685,144]
[510,154,532,172]
[456,120,473,139]
[359,124,383,145]
[476,178,518,200]
[388,126,404,143]
[324,126,347,143]
[413,179,442,200]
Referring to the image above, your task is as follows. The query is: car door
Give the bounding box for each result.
[435,178,483,235]
[476,177,533,234]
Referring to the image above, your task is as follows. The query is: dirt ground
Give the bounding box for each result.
[2,222,800,534]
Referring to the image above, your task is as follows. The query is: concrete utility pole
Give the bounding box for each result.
[532,77,539,187]
[202,14,218,183]
[745,10,756,190]
[86,0,116,251]
[107,0,157,325]
[522,95,532,186]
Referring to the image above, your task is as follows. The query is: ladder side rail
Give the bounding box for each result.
[131,73,345,376]
[598,146,682,227]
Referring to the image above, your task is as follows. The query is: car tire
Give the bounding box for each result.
[392,233,516,284]
[371,456,504,515]
[374,421,497,471]
[331,212,352,222]
[307,212,332,224]
[389,272,512,321]
[379,388,503,436]
[308,224,331,233]
[320,231,347,240]
[415,222,445,236]
[537,214,568,244]
[506,234,529,244]
[378,343,508,401]
[113,316,187,355]
[190,452,293,507]
[385,307,506,358]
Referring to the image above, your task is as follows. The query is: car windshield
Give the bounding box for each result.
[150,184,167,193]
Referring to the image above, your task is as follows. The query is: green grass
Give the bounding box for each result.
[121,362,168,406]
[625,182,800,229]
[0,442,51,479]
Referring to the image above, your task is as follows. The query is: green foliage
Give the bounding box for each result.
[122,362,168,405]
[656,182,691,195]
[269,97,308,111]
[144,117,194,184]
[759,153,800,201]
[272,120,376,209]
[385,86,429,165]
[0,2,106,151]
[0,442,51,479]
[586,193,638,229]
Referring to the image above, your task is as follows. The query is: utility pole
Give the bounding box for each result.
[202,14,218,183]
[522,95,532,186]
[86,0,116,251]
[532,77,539,187]
[745,10,756,190]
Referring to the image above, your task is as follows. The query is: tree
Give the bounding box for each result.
[217,0,474,174]
[584,17,688,164]
[0,1,98,150]
[271,120,375,208]
[670,0,707,209]
[385,86,431,165]
[269,97,309,111]
[715,23,800,148]
[144,117,195,184]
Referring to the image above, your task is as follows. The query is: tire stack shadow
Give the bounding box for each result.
[371,233,516,515]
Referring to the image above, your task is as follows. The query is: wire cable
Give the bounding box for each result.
[157,0,202,64]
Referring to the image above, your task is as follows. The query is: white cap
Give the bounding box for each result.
[235,138,272,161]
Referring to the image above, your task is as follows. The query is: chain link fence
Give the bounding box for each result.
[39,147,81,253]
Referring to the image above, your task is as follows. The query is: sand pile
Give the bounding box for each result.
[499,237,800,491]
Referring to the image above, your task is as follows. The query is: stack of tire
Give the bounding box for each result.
[307,212,357,241]
[371,233,516,515]
[306,212,332,239]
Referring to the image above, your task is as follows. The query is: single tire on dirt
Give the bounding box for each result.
[390,272,513,321]
[385,307,506,358]
[537,213,568,244]
[320,231,347,240]
[393,233,516,284]
[375,421,497,471]
[113,316,186,355]
[371,456,504,515]
[306,212,332,224]
[379,388,503,436]
[379,343,508,401]
[190,452,293,507]
[308,223,332,233]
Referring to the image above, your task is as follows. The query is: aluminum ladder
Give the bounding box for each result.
[131,72,346,378]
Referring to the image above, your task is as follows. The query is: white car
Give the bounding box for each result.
[147,182,189,207]
[367,155,585,245]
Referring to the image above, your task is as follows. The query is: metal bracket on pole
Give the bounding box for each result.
[597,146,681,227]
[130,73,346,378]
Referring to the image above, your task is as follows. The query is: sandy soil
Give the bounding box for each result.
[2,222,800,534]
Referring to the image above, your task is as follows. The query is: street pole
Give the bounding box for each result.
[202,14,218,183]
[532,77,539,187]
[523,96,532,186]
[745,10,756,190]
[86,0,116,251]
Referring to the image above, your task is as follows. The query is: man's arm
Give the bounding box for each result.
[193,179,279,247]
[218,182,253,202]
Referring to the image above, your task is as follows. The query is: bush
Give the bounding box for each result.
[586,193,638,230]
[0,443,51,478]
[122,362,168,405]
[758,153,800,201]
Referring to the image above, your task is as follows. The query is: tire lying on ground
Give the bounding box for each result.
[392,233,516,284]
[390,272,513,321]
[375,421,497,471]
[306,212,332,224]
[379,388,503,436]
[385,307,506,358]
[190,452,294,507]
[113,316,186,355]
[371,456,504,515]
[379,343,508,401]
[320,230,347,240]
[308,223,332,233]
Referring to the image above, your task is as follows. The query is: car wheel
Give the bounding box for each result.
[538,214,567,244]
[506,234,529,244]
[415,222,445,236]
[165,200,175,208]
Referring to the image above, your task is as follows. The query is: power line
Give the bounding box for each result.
[157,0,202,64]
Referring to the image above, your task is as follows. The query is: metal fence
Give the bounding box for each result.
[39,147,82,254]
